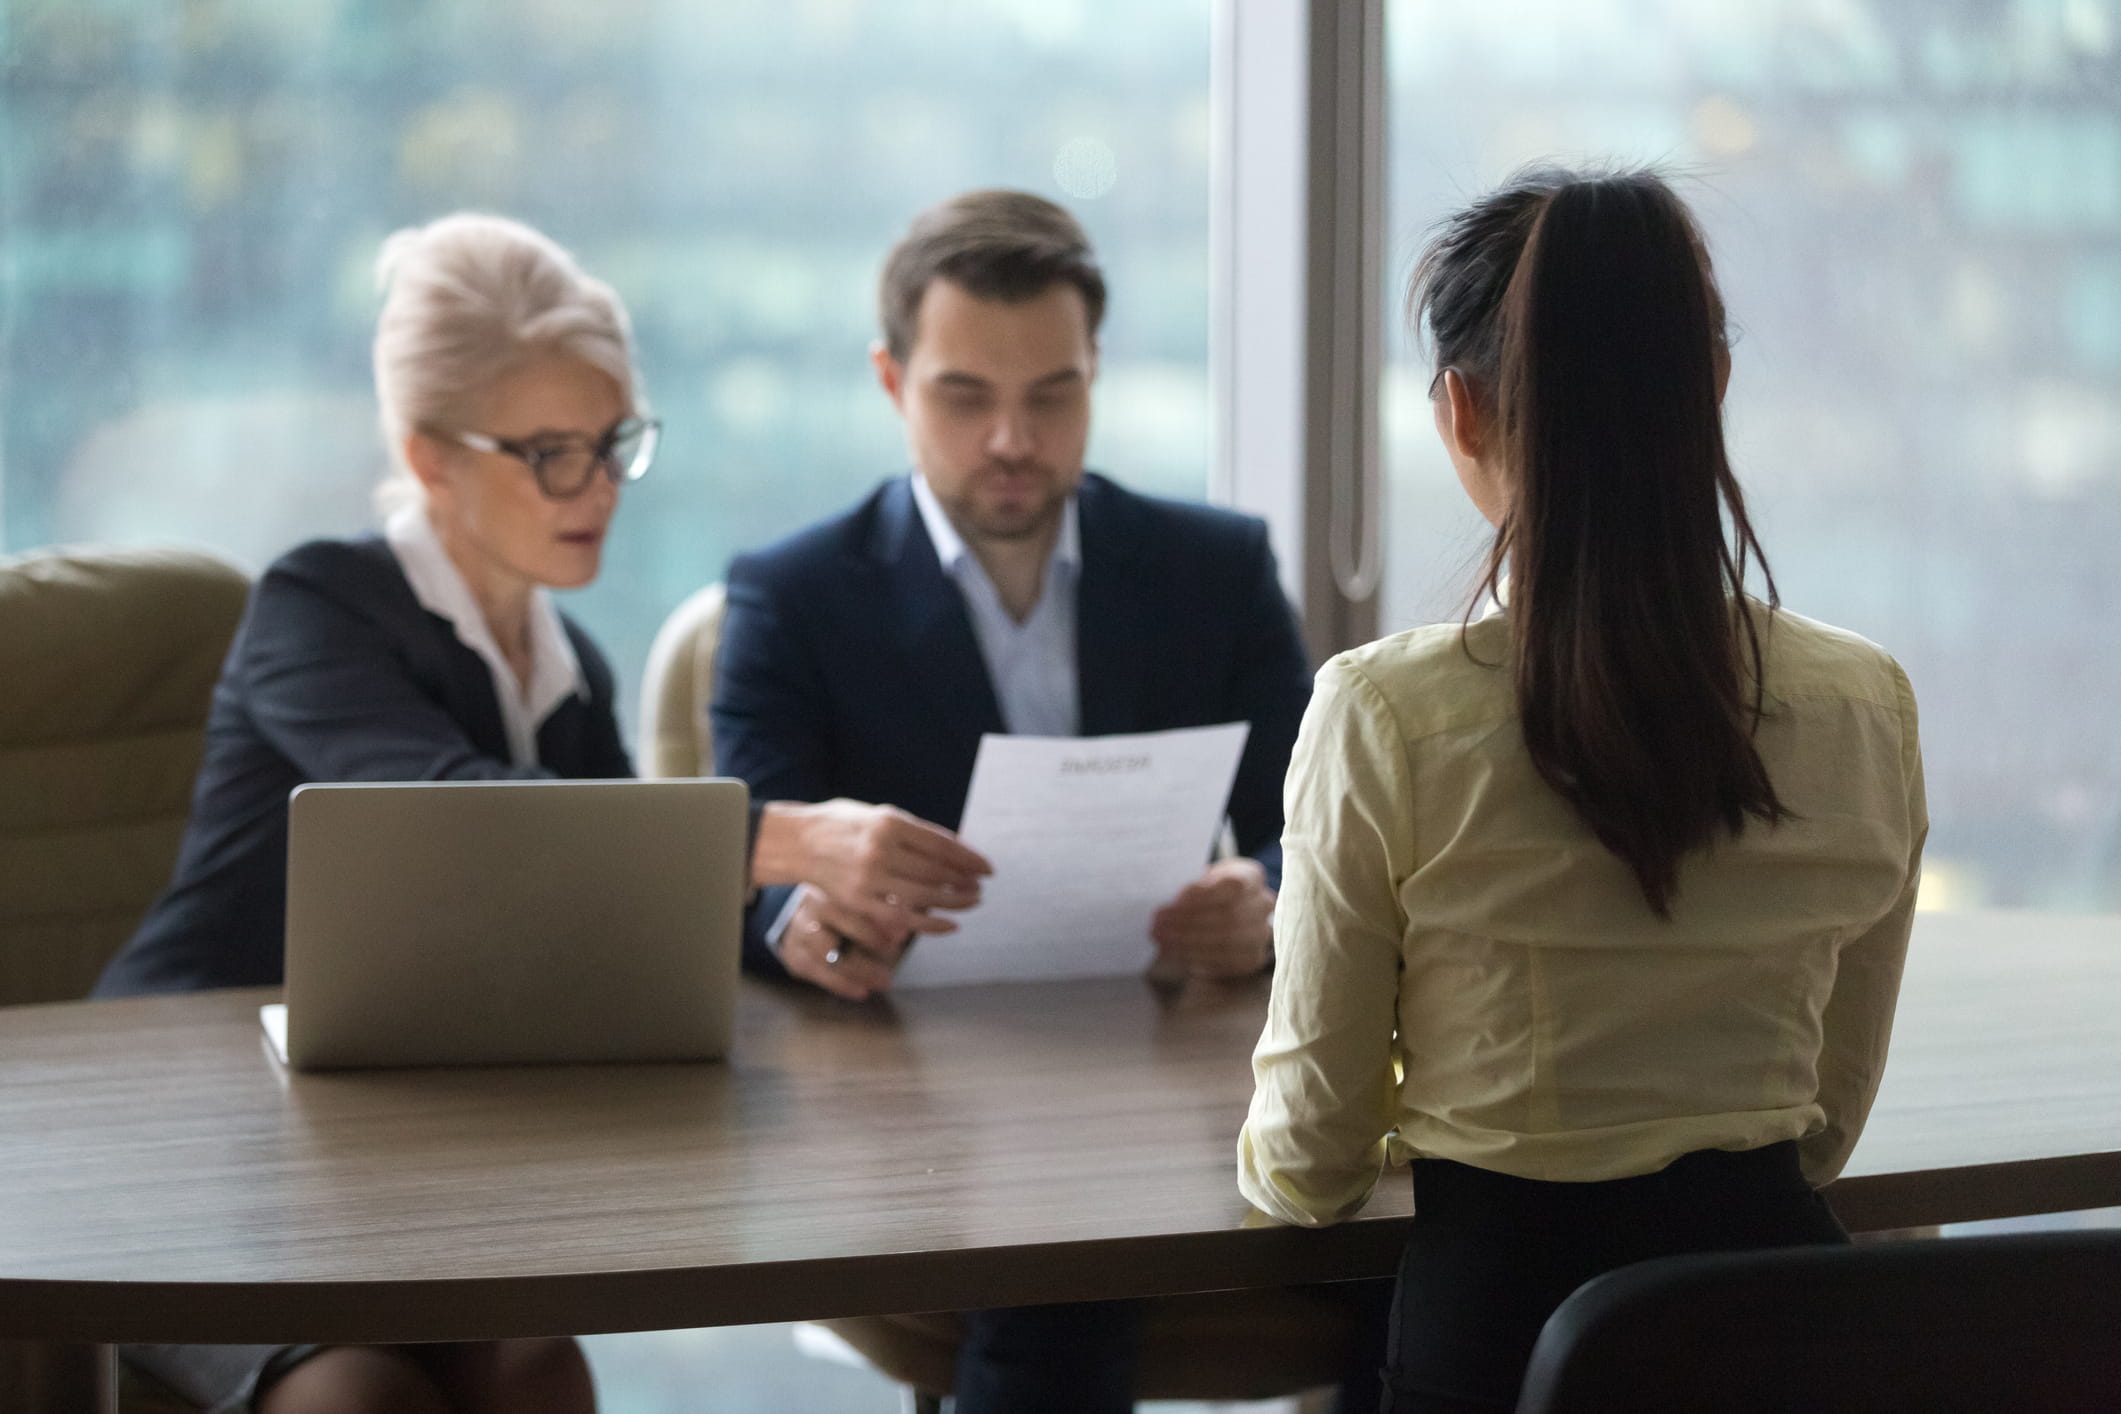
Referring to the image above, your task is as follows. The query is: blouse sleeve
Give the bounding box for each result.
[1238,656,1415,1226]
[1801,659,1928,1186]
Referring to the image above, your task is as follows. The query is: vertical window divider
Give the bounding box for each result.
[1212,0,1384,662]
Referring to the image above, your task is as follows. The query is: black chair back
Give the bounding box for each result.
[1515,1230,2121,1413]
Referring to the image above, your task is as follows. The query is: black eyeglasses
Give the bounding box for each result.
[437,416,661,499]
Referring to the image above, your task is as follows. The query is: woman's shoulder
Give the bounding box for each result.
[1754,603,1913,713]
[258,534,423,610]
[265,533,398,587]
[1323,617,1514,741]
[242,534,425,642]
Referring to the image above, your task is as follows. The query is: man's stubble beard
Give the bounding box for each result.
[949,466,1072,547]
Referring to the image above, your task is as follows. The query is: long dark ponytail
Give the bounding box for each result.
[1411,166,1786,918]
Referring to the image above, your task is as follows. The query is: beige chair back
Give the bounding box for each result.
[0,545,250,1004]
[638,582,727,779]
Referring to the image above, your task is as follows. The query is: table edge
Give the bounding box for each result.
[7,1151,2116,1342]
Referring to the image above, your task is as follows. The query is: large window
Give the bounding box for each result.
[1,0,1212,724]
[1383,0,2121,911]
[11,2,2118,913]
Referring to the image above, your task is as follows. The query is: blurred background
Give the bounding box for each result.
[4,3,2116,1408]
[1380,0,2121,919]
[0,0,1214,722]
[5,2,2115,926]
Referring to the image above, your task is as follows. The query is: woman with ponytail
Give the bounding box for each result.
[1239,168,1927,1412]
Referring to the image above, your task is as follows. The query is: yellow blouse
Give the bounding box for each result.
[1238,604,1926,1227]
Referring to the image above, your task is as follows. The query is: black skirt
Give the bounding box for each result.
[1382,1140,1848,1413]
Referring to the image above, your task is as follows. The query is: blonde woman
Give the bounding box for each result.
[97,213,969,1412]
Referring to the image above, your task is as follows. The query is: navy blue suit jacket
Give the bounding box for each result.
[94,536,633,997]
[712,472,1313,976]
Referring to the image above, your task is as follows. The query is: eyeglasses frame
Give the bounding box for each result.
[435,415,661,499]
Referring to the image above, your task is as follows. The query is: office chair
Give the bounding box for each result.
[1515,1229,2121,1413]
[639,581,727,778]
[0,544,249,1006]
[0,544,249,1414]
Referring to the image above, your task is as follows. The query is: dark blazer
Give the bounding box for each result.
[93,536,633,998]
[712,472,1313,976]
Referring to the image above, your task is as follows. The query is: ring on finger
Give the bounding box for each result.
[825,945,843,966]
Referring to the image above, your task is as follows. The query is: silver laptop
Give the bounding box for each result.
[266,778,748,1070]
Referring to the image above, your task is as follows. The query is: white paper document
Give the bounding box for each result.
[891,722,1251,988]
[259,1003,290,1064]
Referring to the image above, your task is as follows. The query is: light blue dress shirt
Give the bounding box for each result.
[768,474,1085,954]
[910,472,1081,738]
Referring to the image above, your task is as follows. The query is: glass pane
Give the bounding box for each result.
[1381,1,2121,912]
[1,0,1211,726]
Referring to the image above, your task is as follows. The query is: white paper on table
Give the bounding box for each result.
[891,721,1251,988]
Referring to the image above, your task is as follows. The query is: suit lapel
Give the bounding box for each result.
[1075,474,1149,737]
[377,540,513,762]
[438,626,513,760]
[871,478,1006,740]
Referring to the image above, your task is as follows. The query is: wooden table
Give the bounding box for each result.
[0,910,2114,1357]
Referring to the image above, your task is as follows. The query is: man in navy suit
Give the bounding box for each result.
[710,191,1321,1413]
[714,189,1310,1002]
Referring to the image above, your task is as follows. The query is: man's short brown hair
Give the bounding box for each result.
[878,189,1107,360]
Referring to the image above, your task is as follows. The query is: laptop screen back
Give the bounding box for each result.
[282,778,747,1069]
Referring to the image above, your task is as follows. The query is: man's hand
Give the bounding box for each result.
[773,888,900,1002]
[1150,857,1275,979]
[754,798,991,953]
